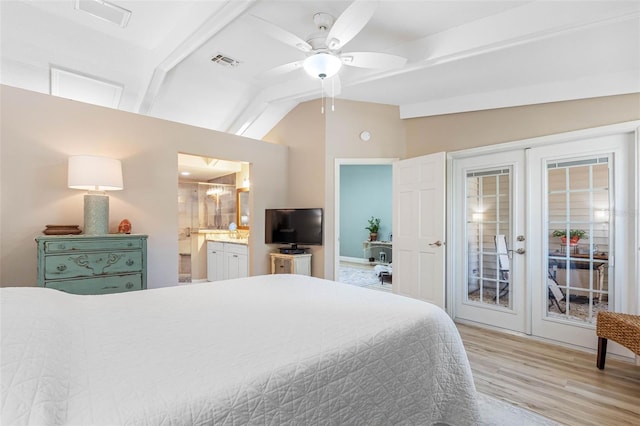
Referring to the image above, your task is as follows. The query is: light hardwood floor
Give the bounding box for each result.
[456,323,640,425]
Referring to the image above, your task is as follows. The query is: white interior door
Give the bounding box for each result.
[529,133,635,353]
[392,152,446,307]
[452,150,528,333]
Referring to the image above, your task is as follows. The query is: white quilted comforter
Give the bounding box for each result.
[1,274,479,425]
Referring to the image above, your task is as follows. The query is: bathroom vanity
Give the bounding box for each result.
[207,239,248,282]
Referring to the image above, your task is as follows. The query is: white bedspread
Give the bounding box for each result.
[1,274,479,425]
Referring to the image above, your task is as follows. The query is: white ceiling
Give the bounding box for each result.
[2,0,638,141]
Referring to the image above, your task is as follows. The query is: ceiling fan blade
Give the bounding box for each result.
[326,0,378,51]
[259,60,304,79]
[340,52,407,69]
[247,15,312,52]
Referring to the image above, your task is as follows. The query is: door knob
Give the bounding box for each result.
[429,240,443,247]
[515,248,525,254]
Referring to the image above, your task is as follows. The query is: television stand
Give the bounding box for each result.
[270,252,312,275]
[279,244,306,254]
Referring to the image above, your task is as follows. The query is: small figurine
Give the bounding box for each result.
[118,219,132,234]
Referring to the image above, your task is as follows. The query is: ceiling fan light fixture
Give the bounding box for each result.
[303,53,342,79]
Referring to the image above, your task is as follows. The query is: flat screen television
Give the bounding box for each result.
[265,208,323,247]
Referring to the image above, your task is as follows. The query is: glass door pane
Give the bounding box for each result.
[466,168,512,309]
[177,182,198,283]
[546,157,611,324]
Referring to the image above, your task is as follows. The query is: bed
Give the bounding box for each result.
[1,274,480,425]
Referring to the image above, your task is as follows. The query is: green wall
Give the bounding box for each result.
[340,164,392,259]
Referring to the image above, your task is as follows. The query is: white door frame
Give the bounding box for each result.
[334,158,397,282]
[447,121,640,320]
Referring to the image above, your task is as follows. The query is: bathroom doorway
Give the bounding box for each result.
[177,153,250,283]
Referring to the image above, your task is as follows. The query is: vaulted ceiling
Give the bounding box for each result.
[2,1,638,140]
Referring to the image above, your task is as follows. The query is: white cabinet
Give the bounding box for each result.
[207,242,225,282]
[207,241,248,281]
[224,243,248,280]
[270,253,312,276]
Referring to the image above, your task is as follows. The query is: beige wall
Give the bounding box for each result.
[4,84,636,287]
[405,93,640,156]
[0,85,288,288]
[263,100,326,276]
[265,98,406,279]
[266,94,638,280]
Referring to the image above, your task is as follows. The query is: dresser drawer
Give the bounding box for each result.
[37,235,148,294]
[44,238,142,253]
[45,274,143,295]
[44,251,143,280]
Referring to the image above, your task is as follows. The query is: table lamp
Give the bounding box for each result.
[68,155,123,235]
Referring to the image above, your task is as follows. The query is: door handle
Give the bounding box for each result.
[508,248,525,255]
[429,240,443,247]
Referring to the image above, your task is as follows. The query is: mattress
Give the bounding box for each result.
[1,274,480,425]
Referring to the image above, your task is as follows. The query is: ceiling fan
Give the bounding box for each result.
[251,0,408,82]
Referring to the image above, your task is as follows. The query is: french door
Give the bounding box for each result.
[452,131,635,353]
[529,134,634,351]
[453,150,527,333]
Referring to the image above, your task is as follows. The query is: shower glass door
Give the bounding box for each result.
[178,182,198,282]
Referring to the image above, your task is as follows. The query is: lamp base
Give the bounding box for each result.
[84,193,109,235]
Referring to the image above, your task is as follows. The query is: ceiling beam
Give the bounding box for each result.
[138,0,258,114]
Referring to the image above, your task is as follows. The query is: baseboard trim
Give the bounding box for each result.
[340,256,370,265]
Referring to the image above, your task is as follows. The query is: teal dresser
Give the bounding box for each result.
[36,234,147,295]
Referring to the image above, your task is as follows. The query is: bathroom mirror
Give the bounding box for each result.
[237,188,249,230]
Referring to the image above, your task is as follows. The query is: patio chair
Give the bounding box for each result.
[547,272,566,314]
[495,235,510,297]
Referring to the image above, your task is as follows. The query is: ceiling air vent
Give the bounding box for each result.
[211,53,241,68]
[75,0,131,28]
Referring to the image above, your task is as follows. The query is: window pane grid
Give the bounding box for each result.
[546,155,610,324]
[466,167,512,309]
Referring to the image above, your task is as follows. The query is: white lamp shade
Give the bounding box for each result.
[303,53,342,79]
[68,155,123,191]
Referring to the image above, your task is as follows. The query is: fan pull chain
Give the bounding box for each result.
[331,77,335,112]
[321,79,325,114]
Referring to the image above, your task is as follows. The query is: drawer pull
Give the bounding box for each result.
[56,264,67,272]
[127,242,133,247]
[125,282,134,289]
[58,244,66,250]
[126,259,134,266]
